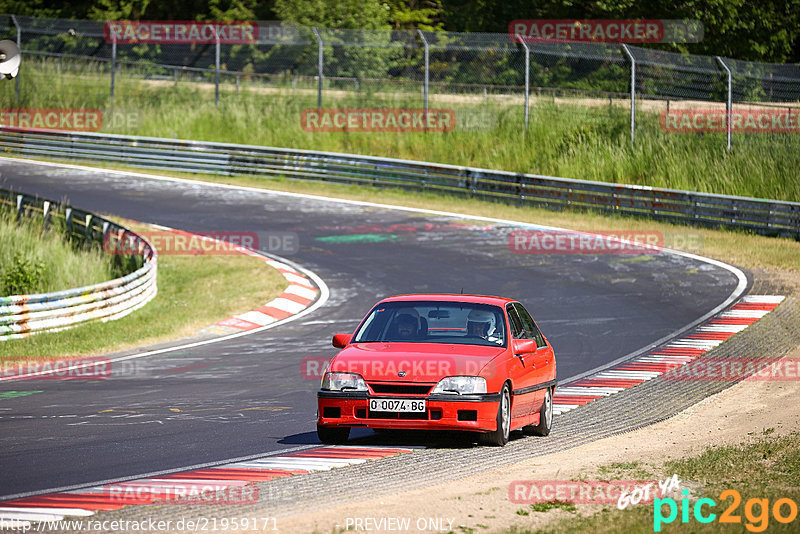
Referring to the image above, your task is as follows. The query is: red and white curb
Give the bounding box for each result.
[553,295,786,415]
[140,224,321,336]
[0,446,416,527]
[205,248,320,334]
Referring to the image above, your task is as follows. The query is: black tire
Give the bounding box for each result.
[480,383,511,446]
[524,386,553,436]
[317,424,350,444]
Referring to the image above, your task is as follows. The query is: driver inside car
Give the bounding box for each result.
[466,309,501,343]
[392,312,419,340]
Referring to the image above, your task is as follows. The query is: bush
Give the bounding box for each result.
[2,252,46,296]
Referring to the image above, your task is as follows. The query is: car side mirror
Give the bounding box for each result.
[332,333,352,348]
[512,338,537,355]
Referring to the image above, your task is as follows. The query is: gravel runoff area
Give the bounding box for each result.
[9,268,799,534]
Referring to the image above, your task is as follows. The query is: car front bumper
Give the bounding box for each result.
[317,390,502,432]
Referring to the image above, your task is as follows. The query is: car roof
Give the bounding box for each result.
[379,294,515,306]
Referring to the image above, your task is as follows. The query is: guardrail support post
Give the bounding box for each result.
[716,56,733,150]
[518,36,530,130]
[42,200,50,229]
[110,34,116,108]
[417,30,429,119]
[84,214,93,244]
[65,207,73,239]
[312,27,323,108]
[10,15,20,103]
[102,221,110,249]
[215,29,220,106]
[621,44,636,144]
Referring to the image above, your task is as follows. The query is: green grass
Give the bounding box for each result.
[0,208,121,295]
[506,431,800,533]
[0,219,288,360]
[6,57,800,202]
[529,501,579,514]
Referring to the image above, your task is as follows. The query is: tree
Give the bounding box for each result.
[274,0,390,29]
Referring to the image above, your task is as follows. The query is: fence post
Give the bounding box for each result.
[518,36,530,129]
[312,27,323,108]
[215,29,220,106]
[84,214,93,244]
[620,44,636,144]
[110,34,116,107]
[65,207,73,239]
[42,200,51,229]
[716,56,732,150]
[10,15,20,102]
[417,30,429,117]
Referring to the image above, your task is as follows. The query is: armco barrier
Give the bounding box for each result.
[0,187,157,340]
[0,128,798,239]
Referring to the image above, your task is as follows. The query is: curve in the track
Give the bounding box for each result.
[0,158,746,500]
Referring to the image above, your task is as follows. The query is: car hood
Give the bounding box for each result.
[330,342,505,382]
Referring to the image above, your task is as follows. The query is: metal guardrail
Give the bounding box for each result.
[0,127,798,239]
[0,186,157,340]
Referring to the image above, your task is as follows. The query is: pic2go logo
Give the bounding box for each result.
[654,489,798,532]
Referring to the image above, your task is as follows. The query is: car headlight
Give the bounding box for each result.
[321,372,368,392]
[432,376,487,395]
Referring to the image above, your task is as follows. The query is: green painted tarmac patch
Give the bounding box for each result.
[0,390,44,400]
[316,233,400,244]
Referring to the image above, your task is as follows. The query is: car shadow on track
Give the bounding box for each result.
[280,429,530,449]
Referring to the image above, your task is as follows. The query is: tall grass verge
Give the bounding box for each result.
[0,206,119,295]
[6,57,799,202]
[0,219,288,360]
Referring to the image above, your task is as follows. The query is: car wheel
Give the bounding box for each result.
[481,383,511,446]
[524,386,553,436]
[317,424,350,444]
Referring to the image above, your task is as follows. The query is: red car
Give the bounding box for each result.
[317,294,557,446]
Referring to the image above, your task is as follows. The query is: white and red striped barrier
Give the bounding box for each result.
[0,192,158,341]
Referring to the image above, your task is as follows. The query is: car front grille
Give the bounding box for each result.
[368,382,433,395]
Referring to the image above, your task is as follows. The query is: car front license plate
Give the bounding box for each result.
[369,398,426,413]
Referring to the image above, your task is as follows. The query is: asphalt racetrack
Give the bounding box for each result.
[0,159,743,498]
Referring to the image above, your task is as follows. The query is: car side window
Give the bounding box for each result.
[506,305,525,339]
[513,303,546,348]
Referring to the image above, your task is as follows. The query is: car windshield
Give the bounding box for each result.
[352,301,506,347]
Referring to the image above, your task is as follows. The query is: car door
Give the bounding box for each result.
[512,302,554,409]
[506,304,539,417]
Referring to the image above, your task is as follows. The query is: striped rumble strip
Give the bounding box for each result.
[552,295,785,415]
[208,250,319,333]
[0,446,417,527]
